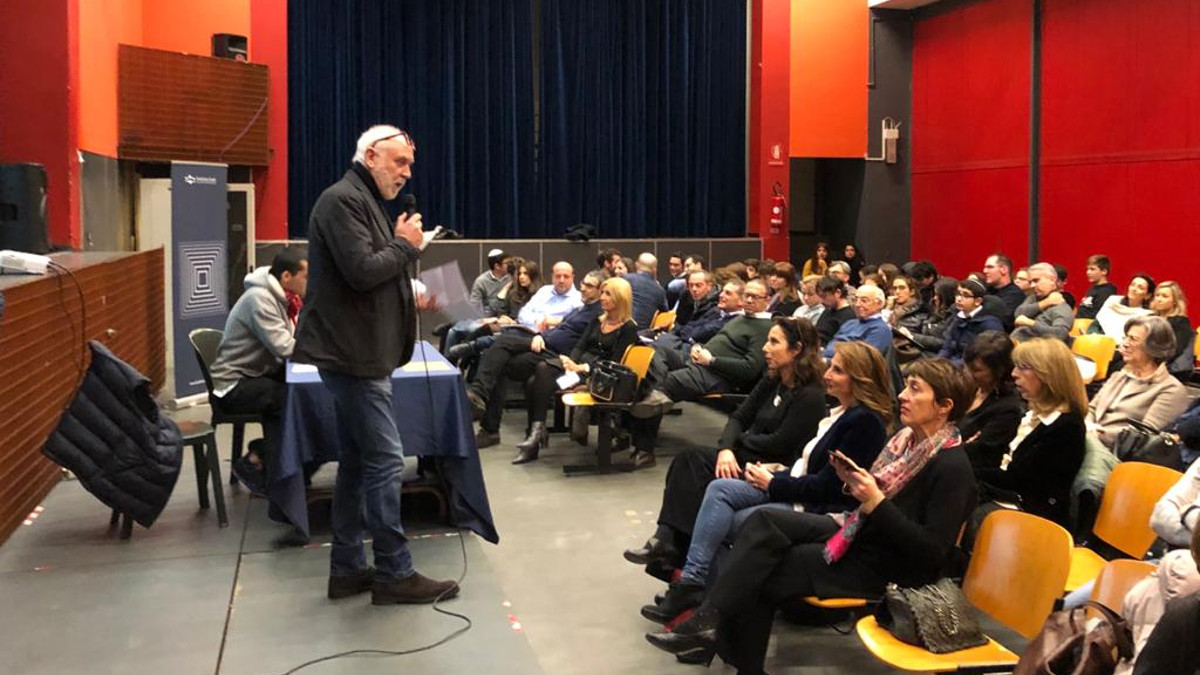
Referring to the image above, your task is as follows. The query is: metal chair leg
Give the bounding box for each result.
[119,513,133,539]
[205,434,229,527]
[193,441,210,510]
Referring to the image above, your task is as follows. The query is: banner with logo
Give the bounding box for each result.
[171,162,228,398]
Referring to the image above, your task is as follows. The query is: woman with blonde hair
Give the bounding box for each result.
[638,341,892,624]
[511,276,638,463]
[1150,280,1196,378]
[972,338,1086,530]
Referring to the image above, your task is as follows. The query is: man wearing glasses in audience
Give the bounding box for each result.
[938,278,1005,363]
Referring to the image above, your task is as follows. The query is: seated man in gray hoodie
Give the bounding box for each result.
[209,249,308,492]
[1011,262,1074,343]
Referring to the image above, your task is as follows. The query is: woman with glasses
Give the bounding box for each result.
[937,278,1005,364]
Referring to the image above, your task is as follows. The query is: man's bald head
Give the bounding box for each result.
[551,262,575,294]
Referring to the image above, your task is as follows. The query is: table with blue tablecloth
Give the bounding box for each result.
[271,342,497,543]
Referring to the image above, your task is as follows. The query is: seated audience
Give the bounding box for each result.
[210,249,308,492]
[984,253,1026,321]
[624,317,828,570]
[673,254,708,323]
[646,359,977,672]
[1119,464,1200,675]
[465,269,604,450]
[973,338,1087,532]
[596,247,623,275]
[958,331,1024,472]
[1053,263,1077,308]
[644,273,734,347]
[1149,280,1196,379]
[821,284,892,359]
[1095,273,1155,341]
[511,277,637,464]
[1012,262,1075,343]
[639,342,891,623]
[900,277,958,356]
[664,251,688,308]
[938,278,1005,363]
[827,261,855,290]
[1077,254,1117,321]
[619,252,668,329]
[886,275,929,332]
[649,279,748,377]
[500,259,541,320]
[843,243,864,286]
[1014,266,1032,295]
[910,260,939,307]
[1166,399,1200,466]
[877,262,901,290]
[802,241,829,278]
[792,274,825,325]
[765,262,801,316]
[742,257,761,280]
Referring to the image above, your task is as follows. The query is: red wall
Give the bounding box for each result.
[748,0,791,261]
[910,0,1031,280]
[0,0,80,247]
[1040,0,1200,301]
[251,0,289,241]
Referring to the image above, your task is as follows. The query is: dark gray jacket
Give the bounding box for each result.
[43,341,183,527]
[294,164,421,378]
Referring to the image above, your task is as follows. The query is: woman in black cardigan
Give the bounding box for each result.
[646,358,978,673]
[640,341,892,624]
[959,331,1024,472]
[623,318,827,571]
[511,276,638,464]
[974,338,1088,531]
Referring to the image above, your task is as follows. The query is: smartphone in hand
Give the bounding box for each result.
[829,450,860,473]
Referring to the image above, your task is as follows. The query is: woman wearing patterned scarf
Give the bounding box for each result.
[646,358,978,673]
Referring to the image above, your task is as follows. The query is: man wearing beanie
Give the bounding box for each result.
[938,278,1005,363]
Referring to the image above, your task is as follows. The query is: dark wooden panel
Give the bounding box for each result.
[118,45,269,165]
[0,250,165,544]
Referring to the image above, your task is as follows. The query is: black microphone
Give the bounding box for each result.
[401,194,418,216]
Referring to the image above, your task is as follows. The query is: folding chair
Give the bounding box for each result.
[856,510,1073,672]
[1071,334,1117,384]
[561,345,654,475]
[650,310,676,332]
[1064,462,1182,592]
[1070,318,1094,337]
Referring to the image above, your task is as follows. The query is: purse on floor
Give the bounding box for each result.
[1012,601,1133,675]
[874,578,989,654]
[1112,419,1184,471]
[587,360,639,403]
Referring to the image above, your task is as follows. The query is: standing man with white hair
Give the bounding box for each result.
[820,284,891,359]
[1011,262,1075,343]
[294,125,459,605]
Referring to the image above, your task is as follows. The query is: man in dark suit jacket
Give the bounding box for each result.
[621,252,668,329]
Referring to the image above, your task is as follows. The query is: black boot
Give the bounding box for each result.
[623,533,679,566]
[640,580,705,623]
[447,342,477,366]
[465,389,487,421]
[512,422,548,464]
[645,605,719,660]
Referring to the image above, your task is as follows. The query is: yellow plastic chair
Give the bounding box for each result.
[1071,334,1117,382]
[650,310,676,332]
[856,511,1073,672]
[1090,559,1156,616]
[1070,318,1095,337]
[561,345,655,474]
[1065,462,1182,592]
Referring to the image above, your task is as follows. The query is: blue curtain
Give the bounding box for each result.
[288,0,537,239]
[538,0,746,238]
[288,0,745,239]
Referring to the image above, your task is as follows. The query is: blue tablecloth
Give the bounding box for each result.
[272,342,498,543]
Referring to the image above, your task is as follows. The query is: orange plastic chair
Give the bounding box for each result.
[649,310,676,332]
[1070,318,1095,337]
[856,511,1073,672]
[1065,462,1182,592]
[1071,334,1117,382]
[1090,559,1156,616]
[561,345,655,474]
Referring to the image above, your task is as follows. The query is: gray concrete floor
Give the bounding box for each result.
[0,401,909,675]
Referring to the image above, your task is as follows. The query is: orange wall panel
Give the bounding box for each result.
[142,0,250,57]
[78,0,142,155]
[790,0,868,158]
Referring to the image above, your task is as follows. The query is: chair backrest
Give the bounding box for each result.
[188,328,223,397]
[650,310,676,331]
[1090,559,1156,615]
[1070,318,1095,337]
[621,345,655,382]
[1093,461,1183,558]
[1071,334,1117,380]
[1194,326,1200,363]
[963,510,1073,638]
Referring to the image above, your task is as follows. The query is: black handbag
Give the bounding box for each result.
[588,360,639,403]
[875,579,989,654]
[1112,419,1184,471]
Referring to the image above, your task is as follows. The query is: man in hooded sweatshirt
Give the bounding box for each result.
[209,248,308,492]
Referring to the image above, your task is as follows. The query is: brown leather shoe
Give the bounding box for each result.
[371,571,460,605]
[327,566,375,599]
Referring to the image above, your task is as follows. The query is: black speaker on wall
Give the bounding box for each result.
[0,163,50,255]
[212,33,248,61]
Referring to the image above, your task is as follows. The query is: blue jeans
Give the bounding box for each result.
[444,319,486,352]
[319,369,414,581]
[679,478,792,586]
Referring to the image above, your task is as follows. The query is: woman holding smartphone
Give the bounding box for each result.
[640,342,892,624]
[646,359,978,672]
